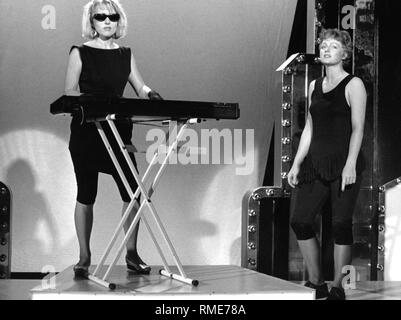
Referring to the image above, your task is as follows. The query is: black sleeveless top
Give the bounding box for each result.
[298,75,365,183]
[68,44,133,172]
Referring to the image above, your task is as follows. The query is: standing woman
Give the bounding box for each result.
[64,0,162,277]
[287,29,366,300]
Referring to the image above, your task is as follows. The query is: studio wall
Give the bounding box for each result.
[0,0,296,272]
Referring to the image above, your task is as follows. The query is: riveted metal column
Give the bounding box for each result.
[0,182,11,279]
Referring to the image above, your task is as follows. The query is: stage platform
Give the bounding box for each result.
[2,266,401,300]
[0,279,42,300]
[346,281,401,300]
[30,265,315,300]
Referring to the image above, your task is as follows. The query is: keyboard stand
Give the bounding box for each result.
[86,115,199,290]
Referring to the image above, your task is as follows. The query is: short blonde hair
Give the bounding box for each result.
[319,28,353,64]
[82,0,128,40]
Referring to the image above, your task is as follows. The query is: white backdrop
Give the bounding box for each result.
[0,0,296,272]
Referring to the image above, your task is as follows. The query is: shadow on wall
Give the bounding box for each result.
[5,159,61,272]
[230,237,242,266]
[125,163,219,265]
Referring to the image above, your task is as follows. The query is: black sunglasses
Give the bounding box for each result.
[93,13,120,22]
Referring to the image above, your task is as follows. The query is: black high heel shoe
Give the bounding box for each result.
[304,281,329,299]
[73,264,89,278]
[326,287,346,300]
[125,255,151,274]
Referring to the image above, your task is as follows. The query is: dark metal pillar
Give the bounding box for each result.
[0,182,12,279]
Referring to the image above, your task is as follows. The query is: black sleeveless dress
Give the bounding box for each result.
[68,44,135,173]
[298,75,365,183]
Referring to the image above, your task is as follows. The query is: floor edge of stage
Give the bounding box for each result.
[30,265,315,300]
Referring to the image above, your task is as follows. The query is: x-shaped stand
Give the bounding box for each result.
[86,115,199,290]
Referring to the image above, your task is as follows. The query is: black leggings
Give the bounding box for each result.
[70,152,139,205]
[290,177,362,245]
[73,167,133,205]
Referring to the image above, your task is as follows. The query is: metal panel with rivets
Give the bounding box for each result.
[277,53,323,189]
[242,188,291,279]
[0,182,11,279]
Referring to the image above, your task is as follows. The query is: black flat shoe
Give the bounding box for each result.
[73,264,89,278]
[125,255,151,274]
[304,281,329,299]
[327,287,346,300]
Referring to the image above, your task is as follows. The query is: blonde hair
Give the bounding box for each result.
[319,28,353,64]
[82,0,128,40]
